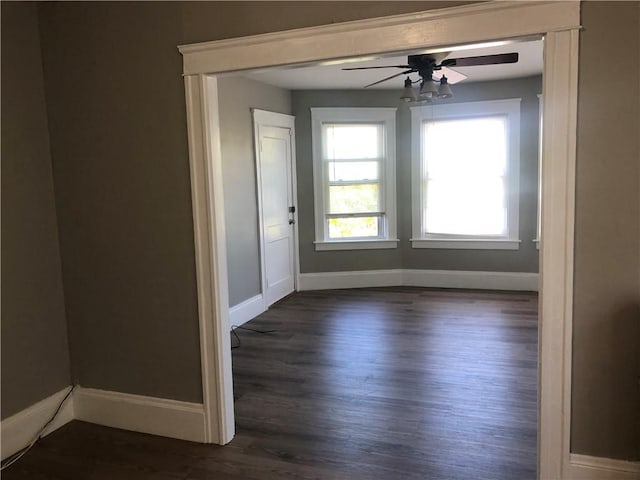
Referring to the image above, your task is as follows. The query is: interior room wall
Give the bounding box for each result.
[35,0,454,407]
[292,76,541,274]
[218,76,292,307]
[177,1,471,45]
[1,2,71,418]
[28,0,638,460]
[38,2,204,403]
[571,1,640,460]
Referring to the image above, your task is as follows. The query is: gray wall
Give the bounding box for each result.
[293,76,541,274]
[571,1,640,460]
[218,76,292,307]
[6,0,634,459]
[38,2,203,402]
[1,2,71,418]
[34,0,452,405]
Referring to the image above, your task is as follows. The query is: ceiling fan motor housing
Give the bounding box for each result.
[408,54,441,81]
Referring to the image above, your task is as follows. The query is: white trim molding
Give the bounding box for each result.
[567,454,640,480]
[252,109,300,307]
[178,2,580,76]
[2,386,207,460]
[229,294,267,327]
[7,387,637,480]
[299,269,404,291]
[1,387,75,460]
[184,75,235,445]
[178,2,581,475]
[251,108,295,128]
[538,28,580,480]
[298,269,539,292]
[314,239,399,251]
[410,239,521,250]
[403,269,538,291]
[310,107,397,248]
[73,387,206,443]
[410,98,522,248]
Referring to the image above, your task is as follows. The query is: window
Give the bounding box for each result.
[311,108,398,250]
[410,99,521,249]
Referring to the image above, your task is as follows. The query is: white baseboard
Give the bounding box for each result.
[2,386,207,459]
[1,386,75,460]
[229,293,266,327]
[403,269,539,291]
[298,269,404,291]
[3,390,637,480]
[74,387,206,443]
[298,269,538,292]
[568,454,640,480]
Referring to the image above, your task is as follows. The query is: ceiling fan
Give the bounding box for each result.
[342,52,519,102]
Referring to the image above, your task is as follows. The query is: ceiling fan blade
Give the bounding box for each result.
[432,66,467,84]
[342,65,411,71]
[364,69,414,88]
[440,52,519,68]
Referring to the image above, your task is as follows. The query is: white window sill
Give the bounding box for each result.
[314,239,399,251]
[410,238,521,250]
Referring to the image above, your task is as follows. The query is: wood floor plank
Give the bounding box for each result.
[2,287,538,479]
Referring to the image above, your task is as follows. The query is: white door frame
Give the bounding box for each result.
[252,109,300,306]
[179,2,581,478]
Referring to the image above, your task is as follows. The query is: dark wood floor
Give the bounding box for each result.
[3,287,538,479]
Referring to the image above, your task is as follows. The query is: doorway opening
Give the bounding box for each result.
[179,3,579,477]
[217,35,543,477]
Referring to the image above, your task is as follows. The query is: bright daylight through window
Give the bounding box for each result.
[423,116,507,235]
[411,99,521,249]
[312,108,397,250]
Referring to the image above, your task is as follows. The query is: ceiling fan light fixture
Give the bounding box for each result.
[437,75,453,99]
[418,78,439,100]
[400,77,417,102]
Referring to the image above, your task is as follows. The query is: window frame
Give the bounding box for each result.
[410,98,522,250]
[311,107,398,251]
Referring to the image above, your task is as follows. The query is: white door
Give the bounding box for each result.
[253,111,297,306]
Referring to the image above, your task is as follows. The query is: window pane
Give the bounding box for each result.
[424,116,506,178]
[422,115,508,237]
[329,184,379,214]
[324,124,380,160]
[328,217,379,239]
[328,161,379,182]
[425,177,506,235]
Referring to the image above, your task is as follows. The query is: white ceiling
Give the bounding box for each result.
[243,39,543,90]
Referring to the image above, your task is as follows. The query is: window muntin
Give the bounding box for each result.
[328,161,378,182]
[311,108,397,248]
